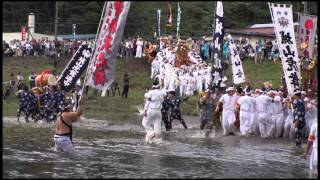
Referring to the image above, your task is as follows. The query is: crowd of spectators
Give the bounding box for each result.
[2,39,95,59]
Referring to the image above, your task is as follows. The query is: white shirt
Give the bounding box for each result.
[125,41,130,48]
[271,95,283,114]
[144,92,150,111]
[145,89,166,109]
[237,95,255,112]
[255,95,273,113]
[219,94,238,111]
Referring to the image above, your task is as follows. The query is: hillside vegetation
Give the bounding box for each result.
[3,1,317,40]
[2,56,282,123]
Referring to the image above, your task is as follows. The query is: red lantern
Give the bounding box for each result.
[305,19,313,30]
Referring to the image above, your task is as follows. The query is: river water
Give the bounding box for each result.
[3,116,316,179]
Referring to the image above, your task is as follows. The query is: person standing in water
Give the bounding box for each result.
[304,122,318,176]
[54,96,83,153]
[167,91,188,130]
[142,79,166,144]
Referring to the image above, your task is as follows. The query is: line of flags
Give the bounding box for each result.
[59,1,317,96]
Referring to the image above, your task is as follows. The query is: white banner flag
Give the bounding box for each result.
[227,34,246,84]
[157,9,161,37]
[269,3,301,96]
[176,3,181,39]
[86,1,131,91]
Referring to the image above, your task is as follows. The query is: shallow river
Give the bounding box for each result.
[3,116,316,178]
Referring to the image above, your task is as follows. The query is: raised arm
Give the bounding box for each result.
[68,96,84,122]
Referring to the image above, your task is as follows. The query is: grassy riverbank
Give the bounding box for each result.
[2,56,282,124]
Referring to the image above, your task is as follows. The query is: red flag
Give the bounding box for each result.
[21,26,27,41]
[86,2,131,91]
[166,1,173,27]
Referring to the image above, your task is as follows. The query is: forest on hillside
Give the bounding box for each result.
[2,1,318,40]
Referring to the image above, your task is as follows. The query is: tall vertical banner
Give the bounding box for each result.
[227,34,246,84]
[21,26,27,41]
[297,13,317,59]
[176,2,181,39]
[211,1,224,87]
[269,3,301,96]
[86,1,131,91]
[166,1,173,27]
[157,9,161,37]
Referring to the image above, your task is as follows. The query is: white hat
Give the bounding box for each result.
[226,87,235,92]
[301,91,307,95]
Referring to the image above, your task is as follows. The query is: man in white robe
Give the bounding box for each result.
[255,91,273,138]
[304,122,318,176]
[216,87,238,135]
[272,92,285,138]
[135,39,143,58]
[142,83,167,144]
[237,90,256,136]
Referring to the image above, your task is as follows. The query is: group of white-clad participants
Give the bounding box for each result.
[220,88,317,138]
[143,46,317,145]
[144,46,215,143]
[150,47,220,97]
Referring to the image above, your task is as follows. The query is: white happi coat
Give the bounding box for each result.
[305,103,318,136]
[185,74,194,96]
[219,94,238,135]
[271,96,284,138]
[151,58,160,79]
[196,72,204,92]
[255,94,273,138]
[179,73,188,96]
[237,95,256,136]
[163,63,173,90]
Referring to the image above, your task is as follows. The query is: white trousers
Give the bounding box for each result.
[273,113,284,138]
[222,109,236,135]
[283,114,295,139]
[196,82,203,92]
[54,135,75,154]
[239,111,252,136]
[164,77,170,90]
[186,85,193,96]
[310,147,318,171]
[142,108,162,142]
[252,112,260,136]
[258,112,273,138]
[180,85,187,96]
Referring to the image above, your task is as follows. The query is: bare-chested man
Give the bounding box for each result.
[54,96,83,153]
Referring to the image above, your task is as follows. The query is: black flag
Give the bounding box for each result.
[58,43,92,92]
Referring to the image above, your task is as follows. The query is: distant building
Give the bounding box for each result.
[203,22,299,45]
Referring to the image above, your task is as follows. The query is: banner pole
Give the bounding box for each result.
[81,1,107,96]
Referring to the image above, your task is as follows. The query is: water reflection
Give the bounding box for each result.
[3,120,315,179]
